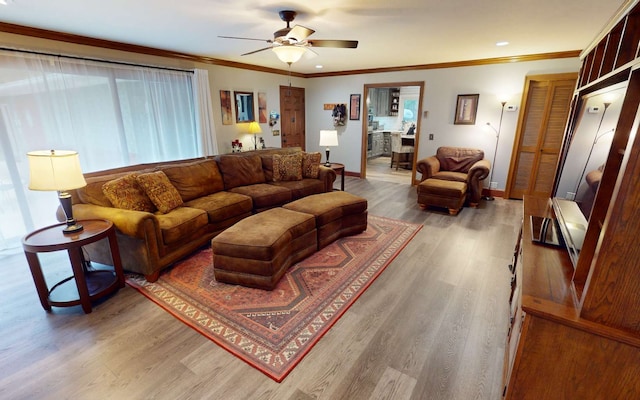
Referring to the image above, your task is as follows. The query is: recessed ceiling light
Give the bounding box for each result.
[496,41,509,47]
[315,65,323,69]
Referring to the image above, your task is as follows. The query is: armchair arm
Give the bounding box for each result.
[467,159,491,182]
[416,156,440,182]
[466,159,491,204]
[318,165,337,192]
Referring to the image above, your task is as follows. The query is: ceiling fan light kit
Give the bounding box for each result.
[219,10,358,65]
[272,45,307,64]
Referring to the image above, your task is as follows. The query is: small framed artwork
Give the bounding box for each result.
[454,94,479,125]
[220,90,233,125]
[258,92,267,123]
[350,94,361,120]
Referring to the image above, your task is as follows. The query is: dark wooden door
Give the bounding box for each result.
[506,73,577,199]
[279,85,305,149]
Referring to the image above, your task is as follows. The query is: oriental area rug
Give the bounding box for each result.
[126,215,421,382]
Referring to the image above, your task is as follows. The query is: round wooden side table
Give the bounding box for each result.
[22,219,125,314]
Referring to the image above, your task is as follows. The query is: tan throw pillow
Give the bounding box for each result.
[102,173,156,212]
[136,171,183,213]
[302,152,322,178]
[272,153,303,182]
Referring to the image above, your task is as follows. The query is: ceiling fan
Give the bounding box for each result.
[218,10,358,64]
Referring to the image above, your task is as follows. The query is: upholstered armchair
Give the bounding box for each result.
[416,147,490,206]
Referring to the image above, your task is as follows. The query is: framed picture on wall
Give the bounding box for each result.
[350,94,361,120]
[454,94,479,125]
[220,90,233,125]
[258,92,267,123]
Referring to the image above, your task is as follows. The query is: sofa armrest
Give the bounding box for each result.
[71,203,160,240]
[416,156,440,182]
[318,165,337,192]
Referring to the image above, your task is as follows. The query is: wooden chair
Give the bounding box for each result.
[390,132,414,170]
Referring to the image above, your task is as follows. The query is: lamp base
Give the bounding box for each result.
[59,191,83,234]
[63,223,84,234]
[324,161,331,167]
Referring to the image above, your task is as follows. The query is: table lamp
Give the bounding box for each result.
[248,121,262,150]
[27,150,87,233]
[319,130,338,166]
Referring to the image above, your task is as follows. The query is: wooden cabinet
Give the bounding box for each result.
[504,197,640,399]
[389,88,400,116]
[372,89,389,116]
[382,132,391,156]
[503,3,640,397]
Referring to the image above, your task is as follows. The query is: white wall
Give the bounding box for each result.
[1,31,583,193]
[305,58,581,192]
[207,65,305,153]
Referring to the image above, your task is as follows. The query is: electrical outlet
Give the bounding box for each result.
[429,134,434,140]
[566,192,576,200]
[490,181,498,189]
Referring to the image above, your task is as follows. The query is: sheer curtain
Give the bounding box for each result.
[0,49,204,254]
[193,69,218,156]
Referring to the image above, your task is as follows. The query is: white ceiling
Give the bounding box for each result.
[0,0,627,74]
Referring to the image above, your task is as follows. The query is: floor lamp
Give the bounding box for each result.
[483,101,506,201]
[574,102,612,197]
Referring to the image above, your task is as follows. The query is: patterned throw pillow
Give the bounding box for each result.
[272,153,303,182]
[136,171,183,214]
[302,152,322,178]
[102,173,156,212]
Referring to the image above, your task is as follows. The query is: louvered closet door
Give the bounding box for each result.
[506,74,577,199]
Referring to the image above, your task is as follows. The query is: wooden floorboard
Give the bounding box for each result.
[0,176,522,400]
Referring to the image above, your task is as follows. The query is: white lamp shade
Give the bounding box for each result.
[319,130,339,147]
[272,45,306,64]
[248,121,262,134]
[27,150,86,191]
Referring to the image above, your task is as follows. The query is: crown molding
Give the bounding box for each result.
[0,21,580,79]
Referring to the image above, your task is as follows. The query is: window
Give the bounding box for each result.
[0,50,203,253]
[403,99,418,121]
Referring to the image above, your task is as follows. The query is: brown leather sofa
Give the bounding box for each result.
[416,147,490,206]
[66,147,336,282]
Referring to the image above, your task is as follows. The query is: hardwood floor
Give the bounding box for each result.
[366,156,412,184]
[0,177,522,400]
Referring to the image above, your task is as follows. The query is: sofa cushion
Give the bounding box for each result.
[229,183,292,210]
[184,191,253,223]
[302,152,322,178]
[136,171,184,214]
[271,179,325,200]
[155,207,208,245]
[273,153,303,182]
[160,159,224,201]
[77,169,153,207]
[101,173,156,212]
[436,147,484,173]
[217,154,266,189]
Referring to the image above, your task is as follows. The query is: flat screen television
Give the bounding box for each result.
[552,198,588,268]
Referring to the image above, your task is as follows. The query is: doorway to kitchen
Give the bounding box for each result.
[361,82,424,185]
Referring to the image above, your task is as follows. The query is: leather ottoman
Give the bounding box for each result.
[211,207,317,290]
[283,191,368,250]
[417,179,467,215]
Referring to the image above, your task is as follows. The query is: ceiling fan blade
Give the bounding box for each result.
[307,39,358,49]
[241,47,273,56]
[286,25,315,42]
[218,35,272,43]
